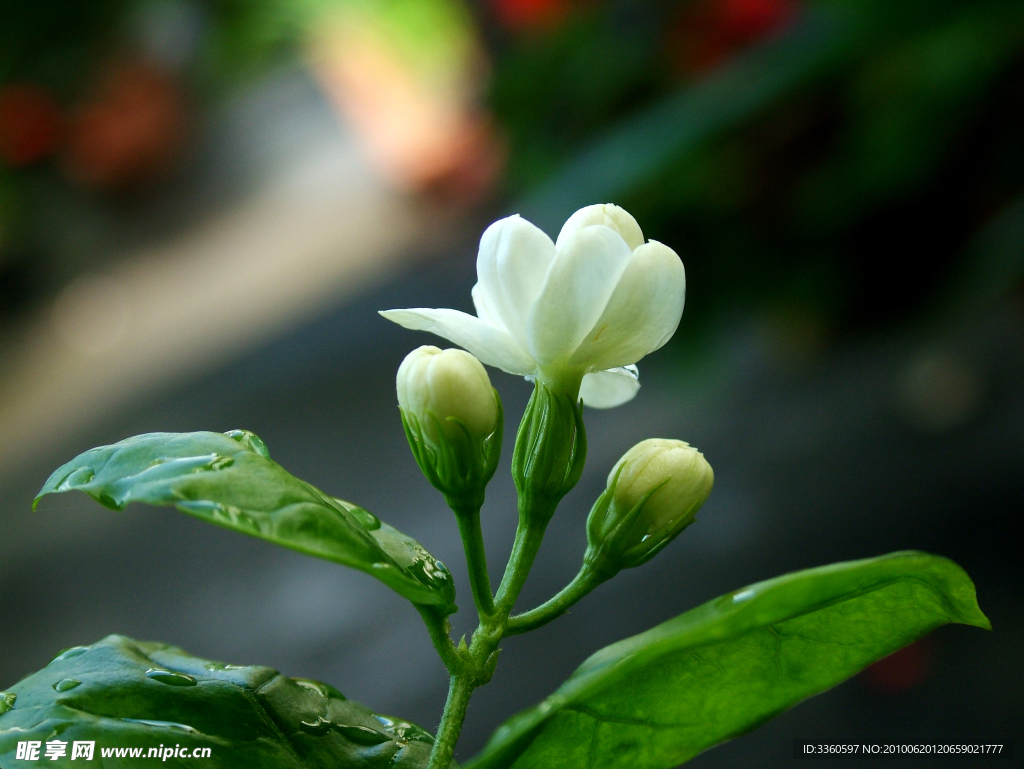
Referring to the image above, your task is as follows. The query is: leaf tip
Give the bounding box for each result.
[965,603,992,631]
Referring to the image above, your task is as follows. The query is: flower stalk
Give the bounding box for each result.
[393,205,700,768]
[451,503,495,618]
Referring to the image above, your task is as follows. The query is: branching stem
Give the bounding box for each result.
[504,568,599,636]
[417,606,460,675]
[424,403,585,766]
[494,499,556,615]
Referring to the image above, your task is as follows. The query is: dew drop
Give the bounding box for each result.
[341,503,380,530]
[122,718,199,733]
[51,646,89,664]
[53,679,82,692]
[224,430,270,458]
[236,512,260,532]
[299,717,332,736]
[335,725,391,746]
[203,662,244,672]
[294,679,327,697]
[208,456,234,471]
[292,678,344,699]
[146,669,196,687]
[97,492,122,510]
[375,716,434,744]
[56,467,95,491]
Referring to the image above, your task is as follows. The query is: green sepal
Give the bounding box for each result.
[0,635,446,768]
[400,389,503,511]
[465,551,990,769]
[34,430,456,613]
[511,382,586,523]
[583,473,676,581]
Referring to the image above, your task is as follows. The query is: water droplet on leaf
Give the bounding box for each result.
[299,717,332,736]
[335,725,391,745]
[293,678,345,699]
[203,662,244,671]
[56,467,95,491]
[51,646,89,663]
[53,679,82,692]
[208,455,234,471]
[224,430,270,458]
[122,718,199,733]
[376,716,434,744]
[146,669,196,686]
[343,503,381,530]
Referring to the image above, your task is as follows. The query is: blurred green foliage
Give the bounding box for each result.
[495,0,1024,338]
[0,1,126,89]
[2,0,1022,342]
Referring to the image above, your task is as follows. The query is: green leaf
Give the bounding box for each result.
[34,431,456,612]
[0,635,445,768]
[465,551,989,769]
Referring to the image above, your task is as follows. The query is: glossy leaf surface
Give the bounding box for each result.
[35,431,455,611]
[0,635,443,768]
[466,551,989,769]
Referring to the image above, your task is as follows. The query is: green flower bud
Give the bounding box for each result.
[398,346,503,508]
[584,438,713,579]
[511,381,586,526]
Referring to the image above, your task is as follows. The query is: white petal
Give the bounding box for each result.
[555,204,645,252]
[380,308,536,376]
[527,225,633,365]
[471,282,501,326]
[569,240,685,371]
[476,214,555,352]
[579,366,640,409]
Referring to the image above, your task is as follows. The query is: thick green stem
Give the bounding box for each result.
[426,674,476,769]
[453,506,495,618]
[504,568,600,636]
[494,500,555,615]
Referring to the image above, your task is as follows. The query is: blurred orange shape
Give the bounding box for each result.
[63,62,187,189]
[0,84,63,167]
[310,9,502,200]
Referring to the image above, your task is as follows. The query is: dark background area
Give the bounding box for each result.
[1,0,1022,766]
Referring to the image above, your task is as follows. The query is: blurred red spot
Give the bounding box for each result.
[861,636,934,695]
[0,84,63,167]
[493,0,571,32]
[719,0,797,42]
[64,62,186,189]
[668,0,799,76]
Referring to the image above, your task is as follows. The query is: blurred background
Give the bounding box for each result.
[1,0,1022,766]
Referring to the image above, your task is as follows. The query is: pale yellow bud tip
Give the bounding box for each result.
[397,346,498,445]
[610,438,714,547]
[555,203,646,252]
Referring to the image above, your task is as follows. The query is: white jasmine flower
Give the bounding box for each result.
[381,204,686,408]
